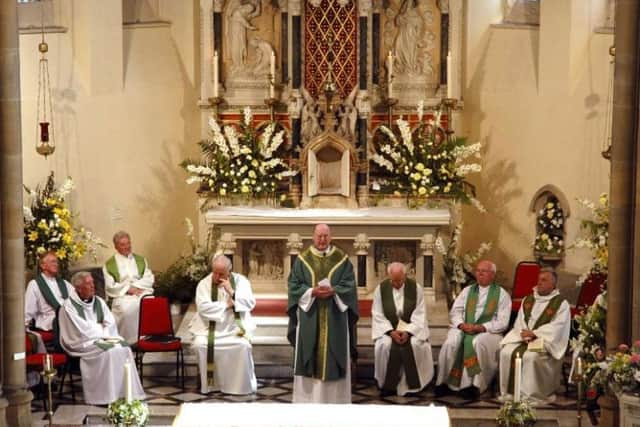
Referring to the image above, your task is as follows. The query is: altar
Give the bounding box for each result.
[201,205,451,298]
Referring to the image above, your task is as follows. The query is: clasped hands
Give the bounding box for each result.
[312,279,335,299]
[390,330,410,345]
[458,323,486,334]
[520,329,536,343]
[124,279,144,296]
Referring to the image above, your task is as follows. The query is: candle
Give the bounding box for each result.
[124,362,132,403]
[576,357,583,376]
[514,352,522,402]
[446,51,453,99]
[213,50,219,98]
[44,354,52,372]
[270,50,276,99]
[387,51,394,99]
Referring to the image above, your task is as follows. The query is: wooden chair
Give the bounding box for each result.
[134,295,185,389]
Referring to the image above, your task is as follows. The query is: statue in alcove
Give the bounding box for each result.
[394,0,423,76]
[301,88,325,142]
[225,0,261,73]
[249,38,274,77]
[334,87,358,140]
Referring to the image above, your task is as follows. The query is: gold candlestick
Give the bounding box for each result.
[380,97,398,127]
[439,97,459,139]
[208,97,225,119]
[42,365,57,427]
[572,365,584,427]
[264,98,279,122]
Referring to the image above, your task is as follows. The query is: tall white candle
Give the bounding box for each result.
[124,362,132,403]
[514,352,522,402]
[576,357,583,376]
[270,51,276,98]
[213,50,219,98]
[387,51,394,99]
[44,353,52,372]
[446,51,453,99]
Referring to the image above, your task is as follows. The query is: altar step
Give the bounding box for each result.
[139,296,450,380]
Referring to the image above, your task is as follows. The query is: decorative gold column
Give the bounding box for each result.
[0,2,33,426]
[608,0,639,348]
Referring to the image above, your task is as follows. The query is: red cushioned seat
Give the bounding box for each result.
[26,352,67,368]
[134,296,184,389]
[571,272,606,318]
[37,330,55,343]
[510,261,541,313]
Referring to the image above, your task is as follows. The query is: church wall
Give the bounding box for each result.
[18,10,201,271]
[461,0,611,293]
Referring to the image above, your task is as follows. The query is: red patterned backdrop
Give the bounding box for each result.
[304,0,358,99]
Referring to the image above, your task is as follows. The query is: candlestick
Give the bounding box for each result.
[576,357,583,376]
[44,353,52,372]
[213,50,219,98]
[446,51,453,99]
[514,352,522,402]
[269,51,276,99]
[387,51,394,99]
[124,361,132,403]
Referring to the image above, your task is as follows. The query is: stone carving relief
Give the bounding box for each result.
[373,241,416,282]
[225,0,262,74]
[301,88,325,142]
[243,240,285,281]
[502,0,540,26]
[249,38,274,76]
[383,0,436,79]
[334,87,358,139]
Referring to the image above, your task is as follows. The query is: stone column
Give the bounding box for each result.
[286,233,304,277]
[353,233,370,288]
[0,2,33,426]
[607,0,639,348]
[218,233,237,270]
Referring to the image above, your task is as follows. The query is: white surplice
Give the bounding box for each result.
[372,281,434,395]
[436,284,511,392]
[103,253,154,344]
[499,289,571,402]
[189,272,257,395]
[58,294,145,405]
[292,286,352,404]
[25,274,75,331]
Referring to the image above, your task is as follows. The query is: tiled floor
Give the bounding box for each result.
[31,374,592,426]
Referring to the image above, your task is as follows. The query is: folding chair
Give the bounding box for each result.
[134,295,185,389]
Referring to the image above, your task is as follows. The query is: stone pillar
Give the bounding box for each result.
[286,233,304,276]
[218,233,237,269]
[420,234,435,288]
[353,233,370,288]
[0,2,33,426]
[608,0,639,348]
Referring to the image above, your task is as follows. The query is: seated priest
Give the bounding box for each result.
[499,267,571,402]
[189,254,257,395]
[58,271,145,405]
[435,260,511,400]
[102,231,154,344]
[372,262,434,397]
[25,251,75,333]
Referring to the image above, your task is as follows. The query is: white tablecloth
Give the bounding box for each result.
[173,402,450,427]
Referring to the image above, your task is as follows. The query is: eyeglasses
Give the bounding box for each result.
[475,269,493,273]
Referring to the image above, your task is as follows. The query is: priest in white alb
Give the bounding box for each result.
[103,231,154,344]
[58,271,145,405]
[372,262,434,397]
[189,254,257,395]
[435,260,511,400]
[499,267,571,402]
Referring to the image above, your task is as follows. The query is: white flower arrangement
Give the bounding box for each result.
[182,108,297,201]
[570,193,609,285]
[106,398,149,426]
[533,196,565,257]
[370,104,482,207]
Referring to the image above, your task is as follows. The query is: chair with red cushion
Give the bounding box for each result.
[25,334,75,410]
[571,272,606,318]
[510,261,541,312]
[134,295,184,389]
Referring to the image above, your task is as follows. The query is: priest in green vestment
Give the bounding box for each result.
[25,251,75,331]
[435,260,511,400]
[372,262,434,397]
[499,268,571,402]
[102,230,154,343]
[287,223,358,403]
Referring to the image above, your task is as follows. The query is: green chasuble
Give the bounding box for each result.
[287,246,358,381]
[379,278,421,391]
[447,282,501,387]
[506,293,565,393]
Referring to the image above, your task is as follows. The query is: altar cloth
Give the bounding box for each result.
[173,402,450,427]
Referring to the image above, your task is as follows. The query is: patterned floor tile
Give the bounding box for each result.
[146,386,183,395]
[171,392,206,402]
[257,386,290,397]
[146,397,177,404]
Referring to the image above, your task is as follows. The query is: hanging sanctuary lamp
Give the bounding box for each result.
[35,1,55,158]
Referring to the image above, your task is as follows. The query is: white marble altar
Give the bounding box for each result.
[201,205,450,297]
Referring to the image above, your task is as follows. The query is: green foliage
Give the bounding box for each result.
[496,399,536,426]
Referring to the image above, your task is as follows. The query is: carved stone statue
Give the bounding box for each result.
[225,0,261,73]
[334,87,358,140]
[301,88,325,142]
[249,37,274,77]
[394,0,423,76]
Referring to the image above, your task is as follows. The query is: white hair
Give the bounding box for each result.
[211,254,232,272]
[387,262,406,275]
[70,271,92,288]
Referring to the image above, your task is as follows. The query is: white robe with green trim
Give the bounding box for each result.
[58,294,144,405]
[189,272,257,395]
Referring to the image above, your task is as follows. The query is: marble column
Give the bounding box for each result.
[0,2,32,426]
[218,233,237,270]
[608,0,639,348]
[286,233,304,276]
[353,233,370,287]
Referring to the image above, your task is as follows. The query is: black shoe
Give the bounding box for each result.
[434,383,450,397]
[379,388,395,397]
[459,386,479,401]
